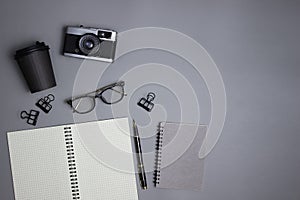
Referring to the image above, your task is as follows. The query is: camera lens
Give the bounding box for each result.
[78,34,101,55]
[84,40,94,49]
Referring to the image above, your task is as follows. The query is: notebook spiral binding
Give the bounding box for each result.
[153,122,164,186]
[64,127,80,200]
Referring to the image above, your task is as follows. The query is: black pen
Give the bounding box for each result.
[132,119,147,190]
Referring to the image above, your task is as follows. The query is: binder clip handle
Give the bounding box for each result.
[147,92,156,101]
[44,94,55,103]
[20,111,29,119]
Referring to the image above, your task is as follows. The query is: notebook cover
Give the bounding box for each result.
[154,122,207,190]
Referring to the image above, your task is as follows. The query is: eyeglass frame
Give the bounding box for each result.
[66,81,126,114]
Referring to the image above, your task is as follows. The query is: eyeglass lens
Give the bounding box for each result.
[71,96,95,114]
[99,85,124,104]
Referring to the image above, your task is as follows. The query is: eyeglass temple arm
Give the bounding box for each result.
[93,81,126,94]
[68,81,125,99]
[109,87,127,96]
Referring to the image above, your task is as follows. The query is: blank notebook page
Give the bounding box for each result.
[73,119,139,200]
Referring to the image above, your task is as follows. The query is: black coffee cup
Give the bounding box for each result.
[15,41,56,93]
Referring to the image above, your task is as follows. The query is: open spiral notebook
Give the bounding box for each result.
[7,118,139,200]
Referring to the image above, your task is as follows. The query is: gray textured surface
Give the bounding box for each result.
[157,123,206,190]
[1,0,300,200]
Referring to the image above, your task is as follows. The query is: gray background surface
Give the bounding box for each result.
[1,0,300,199]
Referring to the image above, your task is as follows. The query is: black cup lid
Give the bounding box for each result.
[15,41,50,59]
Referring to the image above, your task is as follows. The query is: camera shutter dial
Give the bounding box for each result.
[78,34,101,55]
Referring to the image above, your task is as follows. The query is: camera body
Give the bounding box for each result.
[63,26,117,63]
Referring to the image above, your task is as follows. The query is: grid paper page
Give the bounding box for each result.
[72,118,139,200]
[7,126,72,200]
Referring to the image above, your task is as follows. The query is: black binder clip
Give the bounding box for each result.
[35,94,55,113]
[137,92,156,112]
[20,109,40,126]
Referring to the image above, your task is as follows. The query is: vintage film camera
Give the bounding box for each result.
[63,26,117,63]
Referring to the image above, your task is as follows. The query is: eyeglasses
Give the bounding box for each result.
[66,81,126,114]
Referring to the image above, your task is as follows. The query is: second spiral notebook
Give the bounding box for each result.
[7,118,138,200]
[154,122,207,191]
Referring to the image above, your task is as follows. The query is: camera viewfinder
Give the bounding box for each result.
[98,31,112,39]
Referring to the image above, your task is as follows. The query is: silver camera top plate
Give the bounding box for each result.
[66,26,117,41]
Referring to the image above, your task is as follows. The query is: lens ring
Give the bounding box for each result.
[79,34,101,55]
[99,86,124,104]
[71,96,96,114]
